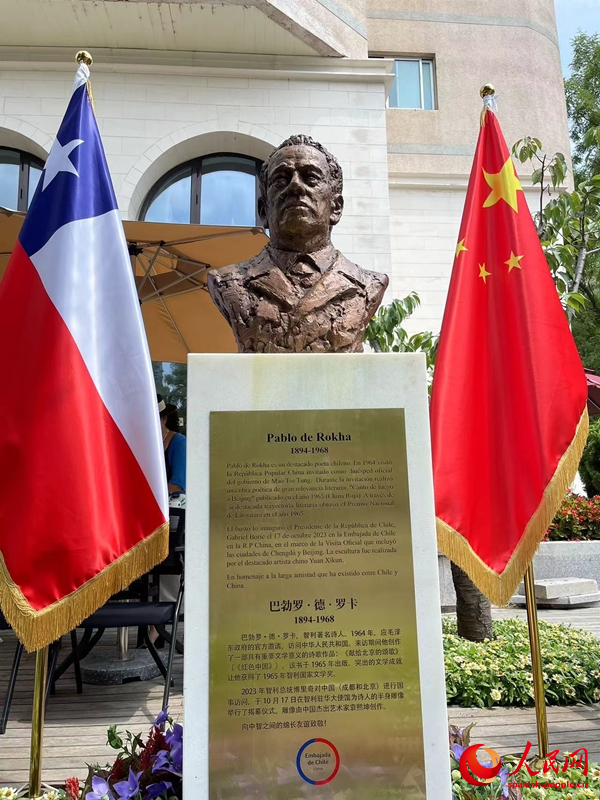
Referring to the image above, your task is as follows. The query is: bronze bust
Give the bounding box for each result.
[208,135,389,353]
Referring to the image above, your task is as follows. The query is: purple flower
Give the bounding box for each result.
[166,723,183,774]
[114,768,141,800]
[87,777,115,800]
[165,723,182,748]
[144,781,172,799]
[451,744,464,761]
[169,741,182,775]
[152,751,170,773]
[498,765,509,798]
[154,708,169,728]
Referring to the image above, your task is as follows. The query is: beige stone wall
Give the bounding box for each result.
[253,0,368,58]
[367,0,570,178]
[0,55,391,275]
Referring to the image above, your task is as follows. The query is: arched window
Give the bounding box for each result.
[0,147,44,211]
[141,154,262,226]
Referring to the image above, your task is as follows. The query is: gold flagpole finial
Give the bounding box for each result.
[74,51,95,112]
[480,84,497,126]
[76,50,93,66]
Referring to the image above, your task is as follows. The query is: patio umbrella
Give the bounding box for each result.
[585,369,600,416]
[0,208,268,362]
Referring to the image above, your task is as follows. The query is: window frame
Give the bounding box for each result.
[370,55,437,111]
[140,153,263,225]
[0,146,45,212]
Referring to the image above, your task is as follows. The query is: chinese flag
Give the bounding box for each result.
[430,103,588,606]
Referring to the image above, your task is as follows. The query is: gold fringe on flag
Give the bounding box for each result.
[437,406,589,607]
[0,522,169,652]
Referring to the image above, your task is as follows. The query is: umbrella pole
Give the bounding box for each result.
[524,564,549,757]
[29,646,49,798]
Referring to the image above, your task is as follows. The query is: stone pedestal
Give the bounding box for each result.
[185,353,451,798]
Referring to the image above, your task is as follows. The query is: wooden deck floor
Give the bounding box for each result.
[0,632,183,787]
[0,606,599,786]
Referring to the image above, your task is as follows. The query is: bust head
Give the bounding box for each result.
[258,135,344,253]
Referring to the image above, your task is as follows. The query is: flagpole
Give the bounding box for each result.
[523,563,549,757]
[28,646,49,799]
[26,50,93,798]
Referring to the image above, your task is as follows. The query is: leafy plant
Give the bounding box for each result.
[444,617,600,707]
[363,292,439,383]
[20,711,185,800]
[565,32,600,179]
[512,137,567,237]
[511,136,600,320]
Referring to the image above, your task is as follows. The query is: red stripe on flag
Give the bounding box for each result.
[0,241,165,612]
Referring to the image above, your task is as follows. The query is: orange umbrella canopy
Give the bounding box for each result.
[0,210,268,362]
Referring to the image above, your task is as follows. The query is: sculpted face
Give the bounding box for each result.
[260,144,343,252]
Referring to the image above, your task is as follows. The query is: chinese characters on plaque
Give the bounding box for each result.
[209,409,426,798]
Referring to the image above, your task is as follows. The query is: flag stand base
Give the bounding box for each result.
[28,646,48,799]
[524,563,549,758]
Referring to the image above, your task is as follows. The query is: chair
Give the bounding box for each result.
[56,509,185,711]
[0,610,22,735]
[0,610,62,735]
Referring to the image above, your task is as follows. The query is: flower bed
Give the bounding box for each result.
[0,712,184,800]
[546,492,600,541]
[444,618,600,707]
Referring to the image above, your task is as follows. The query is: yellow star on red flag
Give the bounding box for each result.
[456,239,468,258]
[478,263,491,283]
[483,157,523,212]
[505,252,524,273]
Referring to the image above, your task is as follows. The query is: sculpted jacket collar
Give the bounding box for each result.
[244,243,366,317]
[265,243,337,275]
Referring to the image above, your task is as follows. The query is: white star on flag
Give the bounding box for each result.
[42,138,85,191]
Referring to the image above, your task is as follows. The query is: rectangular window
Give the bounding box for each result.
[388,58,436,110]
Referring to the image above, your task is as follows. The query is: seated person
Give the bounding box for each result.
[158,394,186,508]
[148,396,187,642]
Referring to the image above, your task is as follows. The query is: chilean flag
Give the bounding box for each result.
[0,63,169,651]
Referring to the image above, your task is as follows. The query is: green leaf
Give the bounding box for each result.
[564,291,588,312]
[107,724,123,750]
[570,191,582,211]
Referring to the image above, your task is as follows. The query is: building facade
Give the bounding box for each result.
[0,0,569,338]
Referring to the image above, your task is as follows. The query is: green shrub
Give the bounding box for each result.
[444,617,600,707]
[546,491,600,541]
[580,416,600,497]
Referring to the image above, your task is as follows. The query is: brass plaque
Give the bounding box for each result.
[209,409,426,798]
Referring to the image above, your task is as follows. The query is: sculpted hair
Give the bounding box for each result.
[258,134,344,206]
